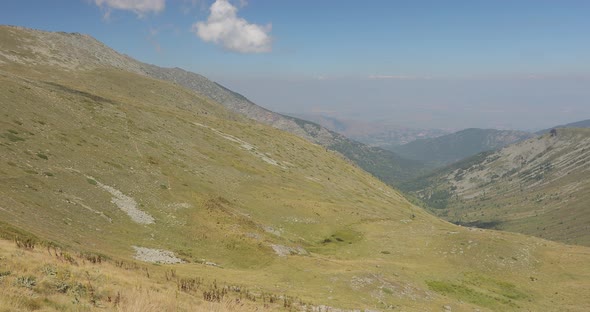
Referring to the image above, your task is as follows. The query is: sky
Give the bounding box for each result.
[2,0,590,130]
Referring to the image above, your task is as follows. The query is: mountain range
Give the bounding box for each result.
[1,25,590,311]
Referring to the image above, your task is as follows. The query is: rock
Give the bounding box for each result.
[270,244,308,257]
[132,246,183,264]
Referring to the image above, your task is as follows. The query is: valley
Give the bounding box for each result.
[0,25,589,312]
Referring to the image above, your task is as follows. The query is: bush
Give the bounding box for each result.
[15,237,36,249]
[36,152,48,160]
[15,275,37,289]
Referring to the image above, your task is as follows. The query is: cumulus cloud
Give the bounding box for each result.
[94,0,165,17]
[193,0,272,53]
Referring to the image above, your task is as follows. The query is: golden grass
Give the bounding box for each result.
[0,239,274,311]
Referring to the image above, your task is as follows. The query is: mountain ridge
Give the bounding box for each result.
[0,25,423,185]
[391,128,533,168]
[402,128,590,246]
[536,118,590,134]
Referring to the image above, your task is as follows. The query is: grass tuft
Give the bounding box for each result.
[36,152,48,160]
[3,132,25,142]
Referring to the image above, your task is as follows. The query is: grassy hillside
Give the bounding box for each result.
[403,129,590,246]
[144,66,427,185]
[0,25,423,186]
[391,128,533,168]
[1,25,590,311]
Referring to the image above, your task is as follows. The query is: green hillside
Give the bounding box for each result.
[391,128,532,168]
[403,128,590,246]
[1,25,590,311]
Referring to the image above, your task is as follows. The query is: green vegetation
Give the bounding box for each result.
[36,152,48,160]
[427,273,529,309]
[3,132,25,142]
[14,275,37,289]
[329,139,428,185]
[427,280,512,309]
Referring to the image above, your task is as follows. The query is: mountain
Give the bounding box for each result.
[1,25,590,311]
[536,118,590,134]
[0,25,422,186]
[288,113,451,147]
[391,128,534,168]
[142,69,429,185]
[402,128,590,246]
[139,67,428,184]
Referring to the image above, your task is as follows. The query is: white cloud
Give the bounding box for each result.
[192,0,272,53]
[94,0,166,17]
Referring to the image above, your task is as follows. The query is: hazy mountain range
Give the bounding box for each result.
[288,114,537,170]
[287,113,452,146]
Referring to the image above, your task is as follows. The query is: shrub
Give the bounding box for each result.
[0,271,11,281]
[4,133,25,142]
[15,275,37,289]
[15,236,36,249]
[36,152,48,160]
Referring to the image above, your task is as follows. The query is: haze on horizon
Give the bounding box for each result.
[3,0,589,130]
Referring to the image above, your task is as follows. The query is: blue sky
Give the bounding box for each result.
[2,0,590,130]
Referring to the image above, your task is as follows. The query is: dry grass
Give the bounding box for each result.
[0,239,273,312]
[116,290,261,312]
